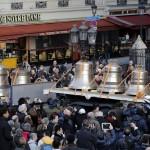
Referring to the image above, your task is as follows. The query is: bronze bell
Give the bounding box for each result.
[126,67,149,96]
[12,68,31,85]
[0,65,9,97]
[69,60,96,90]
[98,63,125,93]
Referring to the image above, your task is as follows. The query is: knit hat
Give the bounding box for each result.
[18,104,27,113]
[22,123,31,132]
[15,128,23,136]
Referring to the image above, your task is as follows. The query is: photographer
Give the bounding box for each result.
[96,123,116,150]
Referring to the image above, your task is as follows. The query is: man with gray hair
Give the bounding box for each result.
[28,133,38,150]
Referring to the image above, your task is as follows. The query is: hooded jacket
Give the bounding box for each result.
[28,139,38,150]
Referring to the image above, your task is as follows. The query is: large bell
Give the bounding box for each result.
[126,67,149,96]
[98,63,125,93]
[0,65,9,97]
[69,60,96,90]
[12,68,31,85]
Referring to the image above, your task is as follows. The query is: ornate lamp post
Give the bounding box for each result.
[70,24,79,45]
[138,1,145,39]
[69,23,97,90]
[91,0,97,17]
[88,25,97,70]
[79,22,88,58]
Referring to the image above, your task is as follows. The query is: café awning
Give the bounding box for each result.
[0,19,119,41]
[107,14,150,28]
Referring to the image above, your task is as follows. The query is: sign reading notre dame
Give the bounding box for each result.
[0,13,40,24]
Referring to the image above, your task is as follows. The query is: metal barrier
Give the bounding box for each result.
[11,82,56,105]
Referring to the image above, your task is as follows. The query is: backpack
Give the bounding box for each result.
[40,144,52,150]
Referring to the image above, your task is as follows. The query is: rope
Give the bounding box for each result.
[50,64,75,91]
[99,64,112,97]
[111,71,133,94]
[12,68,20,85]
[134,66,142,101]
[133,82,150,101]
[137,66,141,93]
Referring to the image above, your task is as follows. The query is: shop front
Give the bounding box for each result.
[0,13,149,68]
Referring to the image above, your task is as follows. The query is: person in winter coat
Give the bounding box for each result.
[51,124,65,142]
[96,124,116,150]
[76,119,97,150]
[62,134,88,150]
[17,104,28,124]
[47,112,59,136]
[62,107,76,135]
[116,127,135,150]
[75,108,87,130]
[0,105,15,150]
[28,133,38,150]
[52,137,62,150]
[15,136,27,150]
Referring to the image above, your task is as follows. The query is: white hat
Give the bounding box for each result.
[78,108,86,114]
[129,60,133,65]
[18,104,27,113]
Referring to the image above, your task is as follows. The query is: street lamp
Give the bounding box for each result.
[88,25,97,45]
[88,25,97,70]
[70,24,79,44]
[69,23,97,90]
[91,0,97,16]
[79,22,88,58]
[70,22,97,68]
[138,1,145,39]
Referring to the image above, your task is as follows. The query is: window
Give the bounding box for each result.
[85,0,92,5]
[58,0,69,7]
[117,0,127,6]
[11,2,23,10]
[139,0,148,5]
[36,1,47,8]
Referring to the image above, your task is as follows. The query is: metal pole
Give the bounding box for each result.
[140,21,143,40]
[93,45,96,72]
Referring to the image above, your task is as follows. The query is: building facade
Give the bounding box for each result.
[107,0,150,15]
[0,0,106,25]
[0,0,149,25]
[0,0,149,67]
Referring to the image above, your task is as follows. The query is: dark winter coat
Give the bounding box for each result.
[0,117,15,150]
[96,130,116,150]
[62,144,88,150]
[62,115,75,135]
[116,135,135,150]
[76,128,97,150]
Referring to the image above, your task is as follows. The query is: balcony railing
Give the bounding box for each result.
[36,1,47,9]
[11,2,23,10]
[58,0,69,7]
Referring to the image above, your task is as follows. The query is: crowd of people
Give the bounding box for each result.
[3,56,150,150]
[29,60,74,86]
[1,96,150,150]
